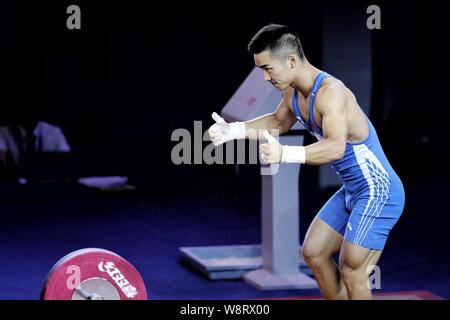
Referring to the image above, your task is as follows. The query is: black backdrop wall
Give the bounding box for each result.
[1,0,449,194]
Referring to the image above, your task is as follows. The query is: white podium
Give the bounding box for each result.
[243,135,317,290]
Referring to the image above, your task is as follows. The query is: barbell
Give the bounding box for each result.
[41,248,147,300]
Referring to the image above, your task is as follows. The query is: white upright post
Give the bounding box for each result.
[243,135,317,290]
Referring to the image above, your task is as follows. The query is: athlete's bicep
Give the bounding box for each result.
[318,87,347,147]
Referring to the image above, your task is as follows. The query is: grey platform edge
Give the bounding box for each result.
[179,244,312,281]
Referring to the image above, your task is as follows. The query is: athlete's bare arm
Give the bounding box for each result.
[303,84,348,165]
[244,89,297,140]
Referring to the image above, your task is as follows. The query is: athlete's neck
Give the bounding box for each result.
[290,61,321,97]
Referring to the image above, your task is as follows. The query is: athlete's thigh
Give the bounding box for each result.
[303,187,350,257]
[303,217,344,258]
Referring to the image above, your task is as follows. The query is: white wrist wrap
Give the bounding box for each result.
[229,122,246,140]
[281,145,306,164]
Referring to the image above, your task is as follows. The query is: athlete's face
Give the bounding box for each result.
[254,50,294,90]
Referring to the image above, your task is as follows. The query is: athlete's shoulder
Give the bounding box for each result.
[320,76,345,95]
[316,77,347,112]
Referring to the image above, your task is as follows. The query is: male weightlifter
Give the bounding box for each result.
[208,24,405,300]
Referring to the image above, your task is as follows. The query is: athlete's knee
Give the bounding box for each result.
[302,241,329,268]
[339,262,367,291]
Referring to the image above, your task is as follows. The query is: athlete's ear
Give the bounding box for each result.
[287,55,296,69]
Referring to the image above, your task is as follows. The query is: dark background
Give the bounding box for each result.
[2,0,448,192]
[0,0,449,300]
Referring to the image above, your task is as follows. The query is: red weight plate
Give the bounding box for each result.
[41,248,147,300]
